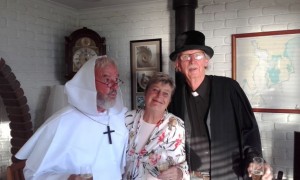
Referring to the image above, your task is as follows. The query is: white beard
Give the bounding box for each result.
[97,92,116,110]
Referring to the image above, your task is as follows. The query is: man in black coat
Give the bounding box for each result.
[166,30,273,180]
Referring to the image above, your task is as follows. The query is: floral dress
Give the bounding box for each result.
[124,109,189,180]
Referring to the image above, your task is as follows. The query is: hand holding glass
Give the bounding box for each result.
[156,151,170,172]
[80,165,93,180]
[155,149,173,173]
[252,157,264,180]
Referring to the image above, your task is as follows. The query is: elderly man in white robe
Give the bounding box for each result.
[15,56,128,180]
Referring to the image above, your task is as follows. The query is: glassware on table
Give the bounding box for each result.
[80,165,93,180]
[252,157,264,180]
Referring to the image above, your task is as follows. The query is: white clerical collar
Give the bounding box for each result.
[191,91,199,97]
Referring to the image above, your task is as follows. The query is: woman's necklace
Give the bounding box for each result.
[78,108,115,144]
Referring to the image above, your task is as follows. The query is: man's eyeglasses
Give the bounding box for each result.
[96,78,124,88]
[179,52,207,61]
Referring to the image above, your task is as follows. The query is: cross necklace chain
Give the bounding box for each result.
[79,110,115,144]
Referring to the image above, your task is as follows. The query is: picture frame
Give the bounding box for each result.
[232,29,300,114]
[130,38,162,109]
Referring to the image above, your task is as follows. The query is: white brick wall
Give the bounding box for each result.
[0,0,78,129]
[0,0,299,179]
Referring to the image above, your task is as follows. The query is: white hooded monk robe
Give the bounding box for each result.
[15,56,128,180]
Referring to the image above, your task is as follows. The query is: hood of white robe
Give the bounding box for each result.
[64,56,124,116]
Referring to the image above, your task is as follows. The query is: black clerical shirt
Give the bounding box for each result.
[185,76,211,172]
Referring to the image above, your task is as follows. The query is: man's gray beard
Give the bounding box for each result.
[97,93,116,110]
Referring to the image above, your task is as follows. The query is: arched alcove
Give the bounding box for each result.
[0,58,33,163]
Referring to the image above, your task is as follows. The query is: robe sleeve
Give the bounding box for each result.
[16,113,75,180]
[231,80,262,168]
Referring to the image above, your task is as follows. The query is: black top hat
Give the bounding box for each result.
[169,30,214,61]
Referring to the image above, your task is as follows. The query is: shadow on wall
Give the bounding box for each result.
[43,85,68,120]
[268,114,300,180]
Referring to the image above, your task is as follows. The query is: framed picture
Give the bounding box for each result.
[232,29,300,114]
[130,38,162,109]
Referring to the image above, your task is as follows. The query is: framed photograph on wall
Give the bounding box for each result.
[130,38,162,109]
[232,29,300,114]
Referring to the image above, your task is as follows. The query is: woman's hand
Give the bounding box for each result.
[157,166,183,180]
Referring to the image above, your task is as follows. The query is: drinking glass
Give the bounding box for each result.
[80,165,93,180]
[155,149,171,173]
[252,157,264,180]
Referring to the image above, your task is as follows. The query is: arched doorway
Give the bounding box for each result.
[0,58,33,163]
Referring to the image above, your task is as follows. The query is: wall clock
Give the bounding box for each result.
[65,27,106,79]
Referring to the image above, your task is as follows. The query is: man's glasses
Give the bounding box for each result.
[96,78,124,88]
[179,52,207,61]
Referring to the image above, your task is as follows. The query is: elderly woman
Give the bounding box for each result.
[124,72,189,180]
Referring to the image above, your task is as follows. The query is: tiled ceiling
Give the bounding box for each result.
[49,0,155,10]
